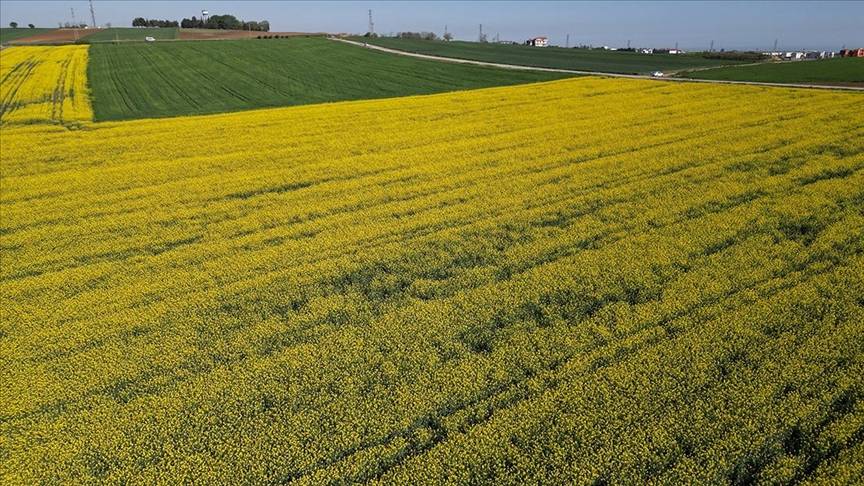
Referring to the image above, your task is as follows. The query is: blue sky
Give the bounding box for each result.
[2,1,861,51]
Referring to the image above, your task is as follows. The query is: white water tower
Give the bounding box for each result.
[201,10,209,23]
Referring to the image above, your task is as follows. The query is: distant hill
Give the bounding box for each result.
[87,37,573,121]
[82,27,179,42]
[0,27,56,44]
[353,37,749,74]
[685,57,864,86]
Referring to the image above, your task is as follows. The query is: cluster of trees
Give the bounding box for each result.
[127,14,270,31]
[369,31,452,41]
[396,31,438,41]
[8,22,36,28]
[180,14,270,32]
[131,18,179,28]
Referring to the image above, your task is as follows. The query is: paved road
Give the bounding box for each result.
[331,38,863,92]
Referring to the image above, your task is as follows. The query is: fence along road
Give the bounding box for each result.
[330,37,864,92]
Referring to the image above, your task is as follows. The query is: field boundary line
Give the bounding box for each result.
[329,37,864,92]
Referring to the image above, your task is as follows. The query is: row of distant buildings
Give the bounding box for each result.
[637,48,684,54]
[525,38,688,54]
[763,51,834,60]
[523,36,864,60]
[761,48,863,60]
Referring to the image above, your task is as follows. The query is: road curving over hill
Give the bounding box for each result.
[331,37,864,92]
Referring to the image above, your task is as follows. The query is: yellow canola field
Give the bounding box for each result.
[0,45,91,126]
[2,78,864,484]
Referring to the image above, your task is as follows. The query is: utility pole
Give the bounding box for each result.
[675,41,679,50]
[71,8,79,41]
[368,9,374,35]
[495,32,499,43]
[89,0,97,28]
[627,39,631,49]
[710,40,714,52]
[773,38,778,51]
[479,24,483,42]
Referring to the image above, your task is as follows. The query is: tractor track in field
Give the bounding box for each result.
[330,37,864,92]
[0,60,38,119]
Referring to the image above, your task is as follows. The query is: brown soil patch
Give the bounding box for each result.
[178,29,324,40]
[10,28,101,44]
[816,81,864,88]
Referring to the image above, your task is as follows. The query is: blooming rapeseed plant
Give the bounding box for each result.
[1,74,862,484]
[0,45,91,126]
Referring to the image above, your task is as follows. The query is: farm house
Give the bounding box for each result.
[526,36,549,47]
[839,47,864,57]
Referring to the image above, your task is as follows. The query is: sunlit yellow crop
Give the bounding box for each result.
[0,45,91,126]
[1,77,863,484]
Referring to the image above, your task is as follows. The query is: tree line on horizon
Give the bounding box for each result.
[131,14,269,32]
[132,18,178,28]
